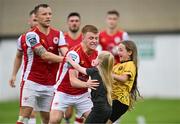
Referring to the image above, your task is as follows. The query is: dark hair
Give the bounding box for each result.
[34,4,50,14]
[29,9,35,16]
[81,25,98,35]
[107,10,120,17]
[67,12,81,20]
[121,40,141,108]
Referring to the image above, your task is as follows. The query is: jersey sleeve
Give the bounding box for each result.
[122,32,129,41]
[86,68,97,76]
[66,50,80,69]
[17,35,23,51]
[58,31,67,48]
[26,32,41,49]
[123,62,136,78]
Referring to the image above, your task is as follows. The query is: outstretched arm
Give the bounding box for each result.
[34,46,64,63]
[67,57,87,75]
[69,69,99,90]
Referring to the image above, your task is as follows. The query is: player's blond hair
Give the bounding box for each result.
[97,51,114,106]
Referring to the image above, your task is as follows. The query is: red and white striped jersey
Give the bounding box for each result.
[55,44,98,95]
[17,27,67,86]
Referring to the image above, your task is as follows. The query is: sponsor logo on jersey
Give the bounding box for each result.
[53,37,59,44]
[27,34,38,47]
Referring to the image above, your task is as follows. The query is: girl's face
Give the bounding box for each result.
[118,43,132,62]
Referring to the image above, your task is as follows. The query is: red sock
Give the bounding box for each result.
[16,122,24,124]
[75,117,84,123]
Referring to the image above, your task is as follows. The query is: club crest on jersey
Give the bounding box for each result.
[53,37,59,44]
[114,37,121,44]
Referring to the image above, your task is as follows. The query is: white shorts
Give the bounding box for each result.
[51,91,93,117]
[20,80,54,112]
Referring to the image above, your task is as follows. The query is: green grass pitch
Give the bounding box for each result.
[0,98,180,124]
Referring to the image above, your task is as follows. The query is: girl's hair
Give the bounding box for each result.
[121,40,141,108]
[97,51,114,106]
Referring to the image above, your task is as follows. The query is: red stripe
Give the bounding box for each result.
[50,92,55,111]
[19,80,25,107]
[58,45,68,48]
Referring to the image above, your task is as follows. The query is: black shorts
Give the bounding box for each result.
[110,100,129,123]
[85,103,112,124]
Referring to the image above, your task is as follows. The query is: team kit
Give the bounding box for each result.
[9,3,140,124]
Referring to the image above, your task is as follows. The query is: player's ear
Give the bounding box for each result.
[128,50,132,56]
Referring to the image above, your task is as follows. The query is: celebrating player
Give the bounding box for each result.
[99,10,129,64]
[63,12,83,124]
[50,25,99,124]
[14,4,68,124]
[107,41,141,124]
[67,51,114,123]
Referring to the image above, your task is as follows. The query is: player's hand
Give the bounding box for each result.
[66,56,73,63]
[86,76,99,90]
[112,46,119,55]
[9,76,16,88]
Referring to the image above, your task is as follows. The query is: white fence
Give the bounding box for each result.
[0,34,180,101]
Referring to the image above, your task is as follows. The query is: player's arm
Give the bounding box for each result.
[69,69,99,90]
[26,32,64,63]
[66,57,87,75]
[112,73,129,83]
[9,50,23,87]
[34,46,64,62]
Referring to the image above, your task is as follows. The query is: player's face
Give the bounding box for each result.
[36,7,52,28]
[106,14,119,29]
[118,44,131,62]
[83,32,99,51]
[28,13,38,28]
[67,16,81,33]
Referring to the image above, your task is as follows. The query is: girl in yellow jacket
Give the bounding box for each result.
[108,40,141,123]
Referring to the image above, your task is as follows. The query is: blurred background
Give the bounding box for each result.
[0,0,180,123]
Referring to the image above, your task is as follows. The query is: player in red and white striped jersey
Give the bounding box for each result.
[11,4,68,124]
[49,25,99,124]
[63,12,83,124]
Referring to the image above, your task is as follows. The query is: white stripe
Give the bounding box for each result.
[54,62,69,89]
[23,47,34,81]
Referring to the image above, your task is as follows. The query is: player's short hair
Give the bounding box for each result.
[82,25,98,35]
[29,9,35,16]
[107,10,120,17]
[34,4,50,14]
[67,12,81,20]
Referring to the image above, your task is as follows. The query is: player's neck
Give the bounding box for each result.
[37,25,50,35]
[106,27,118,35]
[68,31,81,40]
[81,42,93,55]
